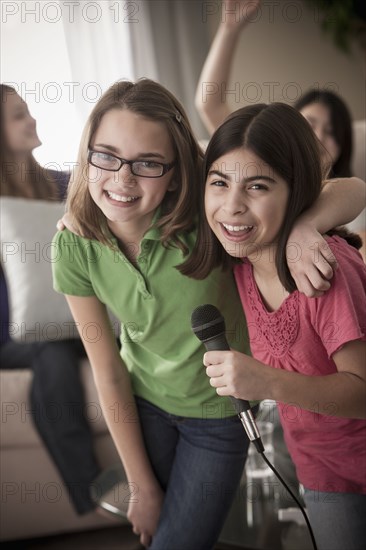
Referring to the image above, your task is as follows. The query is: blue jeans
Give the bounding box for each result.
[135,397,250,550]
[303,488,366,550]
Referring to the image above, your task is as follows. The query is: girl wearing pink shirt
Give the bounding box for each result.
[184,103,366,550]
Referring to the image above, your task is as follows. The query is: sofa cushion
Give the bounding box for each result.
[0,198,77,343]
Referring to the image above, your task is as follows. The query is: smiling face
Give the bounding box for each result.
[88,108,176,241]
[3,91,41,154]
[300,102,340,170]
[205,147,290,261]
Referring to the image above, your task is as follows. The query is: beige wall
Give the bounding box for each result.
[206,0,365,122]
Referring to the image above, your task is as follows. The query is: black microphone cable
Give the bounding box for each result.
[191,304,318,550]
[259,452,318,550]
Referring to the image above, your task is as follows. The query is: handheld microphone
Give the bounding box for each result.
[191,304,264,453]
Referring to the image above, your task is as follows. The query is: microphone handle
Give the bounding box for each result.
[203,334,264,452]
[203,334,250,413]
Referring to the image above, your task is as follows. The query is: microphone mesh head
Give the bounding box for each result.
[191,304,225,342]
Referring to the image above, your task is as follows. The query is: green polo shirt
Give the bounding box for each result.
[52,223,251,418]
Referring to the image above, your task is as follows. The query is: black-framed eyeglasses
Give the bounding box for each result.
[88,150,176,178]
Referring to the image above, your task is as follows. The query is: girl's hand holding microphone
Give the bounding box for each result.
[203,350,272,402]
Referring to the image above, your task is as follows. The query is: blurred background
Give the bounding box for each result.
[1,0,365,166]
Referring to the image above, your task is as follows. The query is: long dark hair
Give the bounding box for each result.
[181,103,361,292]
[295,89,353,178]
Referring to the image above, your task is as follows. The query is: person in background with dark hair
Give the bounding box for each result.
[0,84,103,516]
[294,89,353,179]
[184,102,366,550]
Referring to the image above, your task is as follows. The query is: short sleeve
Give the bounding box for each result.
[52,229,96,297]
[312,237,366,358]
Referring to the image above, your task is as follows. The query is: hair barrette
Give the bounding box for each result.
[175,112,182,123]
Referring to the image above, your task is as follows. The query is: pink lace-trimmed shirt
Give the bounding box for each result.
[234,236,366,493]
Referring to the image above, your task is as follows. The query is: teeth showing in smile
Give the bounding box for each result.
[107,191,138,202]
[222,223,253,232]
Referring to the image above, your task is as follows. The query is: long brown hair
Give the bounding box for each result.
[66,78,203,254]
[0,84,58,200]
[181,103,361,292]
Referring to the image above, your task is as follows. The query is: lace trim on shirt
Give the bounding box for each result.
[247,265,299,357]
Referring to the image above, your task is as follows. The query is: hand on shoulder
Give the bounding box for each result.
[287,223,338,298]
[56,212,83,236]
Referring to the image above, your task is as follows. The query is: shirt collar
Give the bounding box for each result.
[107,206,162,246]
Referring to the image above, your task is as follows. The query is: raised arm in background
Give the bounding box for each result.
[195,0,261,134]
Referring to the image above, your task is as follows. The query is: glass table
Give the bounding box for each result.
[217,468,314,550]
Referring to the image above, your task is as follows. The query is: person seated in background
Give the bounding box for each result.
[0,83,105,516]
[195,0,365,259]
